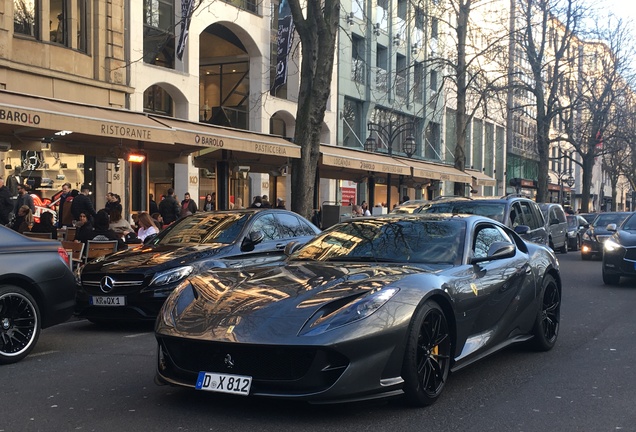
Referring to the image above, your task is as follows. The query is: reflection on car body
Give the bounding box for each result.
[602,212,636,285]
[75,209,320,324]
[155,214,561,406]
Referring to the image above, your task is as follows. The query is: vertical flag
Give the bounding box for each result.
[177,0,196,61]
[272,0,294,94]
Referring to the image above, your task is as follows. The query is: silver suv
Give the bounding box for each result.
[419,195,549,245]
[538,203,568,253]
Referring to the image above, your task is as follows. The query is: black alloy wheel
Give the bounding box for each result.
[402,300,451,406]
[530,275,560,351]
[0,285,41,364]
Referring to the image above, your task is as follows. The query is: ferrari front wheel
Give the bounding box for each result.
[402,300,451,406]
[530,275,560,351]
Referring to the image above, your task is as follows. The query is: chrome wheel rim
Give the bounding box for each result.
[0,292,38,358]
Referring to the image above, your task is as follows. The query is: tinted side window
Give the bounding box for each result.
[273,213,312,239]
[520,202,540,229]
[509,202,524,227]
[473,225,512,259]
[554,206,566,223]
[251,214,278,241]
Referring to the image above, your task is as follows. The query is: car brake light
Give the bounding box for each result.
[57,247,71,266]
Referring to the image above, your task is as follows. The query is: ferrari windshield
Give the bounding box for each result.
[291,218,466,265]
[153,213,249,245]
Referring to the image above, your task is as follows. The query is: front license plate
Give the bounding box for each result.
[90,296,126,306]
[195,371,252,395]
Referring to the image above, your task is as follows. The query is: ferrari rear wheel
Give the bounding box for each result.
[402,300,451,406]
[530,275,560,351]
[0,285,41,364]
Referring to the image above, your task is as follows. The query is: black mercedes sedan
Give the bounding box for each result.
[602,213,636,285]
[581,212,631,260]
[0,226,76,364]
[75,209,320,324]
[155,214,561,406]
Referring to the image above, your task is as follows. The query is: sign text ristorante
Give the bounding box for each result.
[101,124,153,139]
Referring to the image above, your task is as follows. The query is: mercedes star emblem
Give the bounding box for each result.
[100,276,115,293]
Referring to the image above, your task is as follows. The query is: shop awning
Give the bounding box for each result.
[466,169,497,187]
[320,144,411,178]
[0,91,177,146]
[402,158,473,183]
[149,116,301,159]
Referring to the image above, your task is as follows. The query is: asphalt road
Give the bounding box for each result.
[2,251,635,432]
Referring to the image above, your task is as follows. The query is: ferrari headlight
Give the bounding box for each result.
[604,238,623,252]
[147,266,194,289]
[160,280,196,328]
[301,287,400,336]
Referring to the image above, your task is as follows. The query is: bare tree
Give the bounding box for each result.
[515,0,586,203]
[286,0,340,219]
[564,19,634,212]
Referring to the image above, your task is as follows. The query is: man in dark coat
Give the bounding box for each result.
[159,188,180,225]
[149,193,159,215]
[180,192,198,217]
[71,184,97,222]
[15,184,35,214]
[0,177,13,225]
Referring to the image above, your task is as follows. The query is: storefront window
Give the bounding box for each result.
[143,0,176,68]
[14,0,38,37]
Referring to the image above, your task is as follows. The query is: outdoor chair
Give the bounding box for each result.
[61,240,85,270]
[85,240,118,264]
[23,231,53,239]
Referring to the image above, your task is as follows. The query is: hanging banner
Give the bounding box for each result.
[272,0,294,94]
[176,0,196,61]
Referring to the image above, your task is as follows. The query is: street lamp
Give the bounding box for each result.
[365,120,416,209]
[556,171,575,205]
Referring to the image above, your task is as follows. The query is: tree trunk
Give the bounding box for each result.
[453,0,470,197]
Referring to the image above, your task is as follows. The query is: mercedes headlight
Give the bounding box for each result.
[300,287,400,336]
[604,238,623,253]
[144,266,194,292]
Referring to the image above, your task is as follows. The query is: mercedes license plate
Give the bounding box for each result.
[90,296,126,306]
[195,371,252,395]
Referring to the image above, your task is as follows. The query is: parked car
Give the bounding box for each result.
[581,212,631,260]
[419,195,548,245]
[75,209,321,324]
[390,199,429,214]
[579,213,598,224]
[155,214,561,406]
[0,226,76,364]
[539,203,569,253]
[566,215,589,251]
[602,213,636,285]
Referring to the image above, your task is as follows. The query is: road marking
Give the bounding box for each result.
[30,350,59,357]
[124,333,150,338]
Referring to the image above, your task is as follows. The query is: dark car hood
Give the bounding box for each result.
[165,262,433,340]
[616,230,636,247]
[589,226,613,236]
[84,243,228,273]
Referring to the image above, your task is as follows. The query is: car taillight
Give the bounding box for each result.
[57,247,71,266]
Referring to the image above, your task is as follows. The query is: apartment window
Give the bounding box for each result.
[352,35,365,84]
[343,98,363,148]
[77,0,88,52]
[414,62,424,103]
[143,85,174,116]
[14,0,38,37]
[430,69,438,91]
[144,0,176,69]
[431,18,439,39]
[49,0,68,46]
